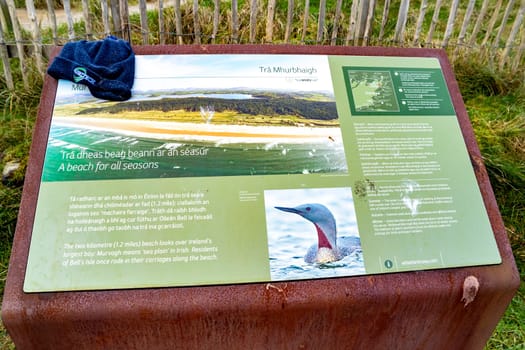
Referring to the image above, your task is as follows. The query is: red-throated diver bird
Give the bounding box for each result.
[275,203,361,264]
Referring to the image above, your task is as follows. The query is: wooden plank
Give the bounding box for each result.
[45,0,58,44]
[231,0,238,43]
[158,0,165,44]
[101,0,112,37]
[481,0,503,47]
[378,0,391,42]
[250,0,257,43]
[413,0,428,45]
[469,0,490,47]
[24,0,43,75]
[301,0,309,43]
[441,0,459,48]
[139,0,149,44]
[119,0,130,41]
[193,0,200,44]
[394,0,410,44]
[316,0,326,43]
[456,0,476,50]
[5,0,27,87]
[285,0,294,43]
[0,24,13,90]
[511,26,524,71]
[330,0,342,45]
[426,0,443,45]
[354,0,368,45]
[266,0,276,42]
[174,0,183,44]
[110,0,121,35]
[494,0,516,48]
[63,0,75,40]
[500,0,525,69]
[346,0,359,44]
[81,0,92,39]
[362,0,376,46]
[212,0,220,44]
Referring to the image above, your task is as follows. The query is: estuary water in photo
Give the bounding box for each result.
[267,235,365,281]
[42,122,348,181]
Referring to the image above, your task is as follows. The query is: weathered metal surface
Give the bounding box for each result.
[1,45,520,350]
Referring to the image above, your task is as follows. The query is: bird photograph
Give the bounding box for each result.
[265,187,365,281]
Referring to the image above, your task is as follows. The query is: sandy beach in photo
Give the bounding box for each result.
[53,116,343,144]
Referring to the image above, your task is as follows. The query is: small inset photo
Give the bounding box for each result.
[264,187,365,281]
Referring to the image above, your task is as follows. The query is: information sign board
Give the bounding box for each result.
[23,53,501,292]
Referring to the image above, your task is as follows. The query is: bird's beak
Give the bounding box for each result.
[275,206,301,215]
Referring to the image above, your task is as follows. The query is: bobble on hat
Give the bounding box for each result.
[47,36,135,101]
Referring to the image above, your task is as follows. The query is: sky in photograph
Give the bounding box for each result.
[54,54,335,102]
[133,54,334,93]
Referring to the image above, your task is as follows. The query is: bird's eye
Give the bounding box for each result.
[305,207,311,211]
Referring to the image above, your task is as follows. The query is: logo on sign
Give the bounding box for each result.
[73,67,96,85]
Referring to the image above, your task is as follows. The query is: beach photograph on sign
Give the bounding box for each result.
[44,54,348,182]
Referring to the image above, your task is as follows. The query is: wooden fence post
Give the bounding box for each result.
[454,0,476,56]
[266,0,276,43]
[301,0,309,43]
[500,0,525,69]
[139,0,149,44]
[212,0,219,44]
[25,0,43,75]
[285,0,294,43]
[330,0,342,45]
[81,0,92,39]
[158,0,165,44]
[5,0,27,88]
[345,0,358,45]
[231,0,238,43]
[192,0,200,44]
[442,0,459,48]
[362,0,376,46]
[0,23,14,90]
[45,0,58,44]
[494,0,516,48]
[110,0,121,35]
[469,0,490,48]
[119,0,130,41]
[174,0,183,44]
[316,0,326,44]
[482,0,503,47]
[101,0,112,37]
[413,0,428,46]
[426,0,442,46]
[378,0,391,43]
[394,0,409,44]
[249,0,257,43]
[63,0,75,40]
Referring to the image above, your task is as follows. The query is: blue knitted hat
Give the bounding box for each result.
[47,36,135,101]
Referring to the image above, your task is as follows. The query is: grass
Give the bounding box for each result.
[453,58,525,349]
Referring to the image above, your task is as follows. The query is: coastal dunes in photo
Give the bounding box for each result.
[52,91,342,143]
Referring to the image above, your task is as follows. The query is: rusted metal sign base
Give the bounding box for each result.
[2,45,519,350]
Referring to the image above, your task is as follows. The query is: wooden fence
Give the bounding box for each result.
[0,0,524,90]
